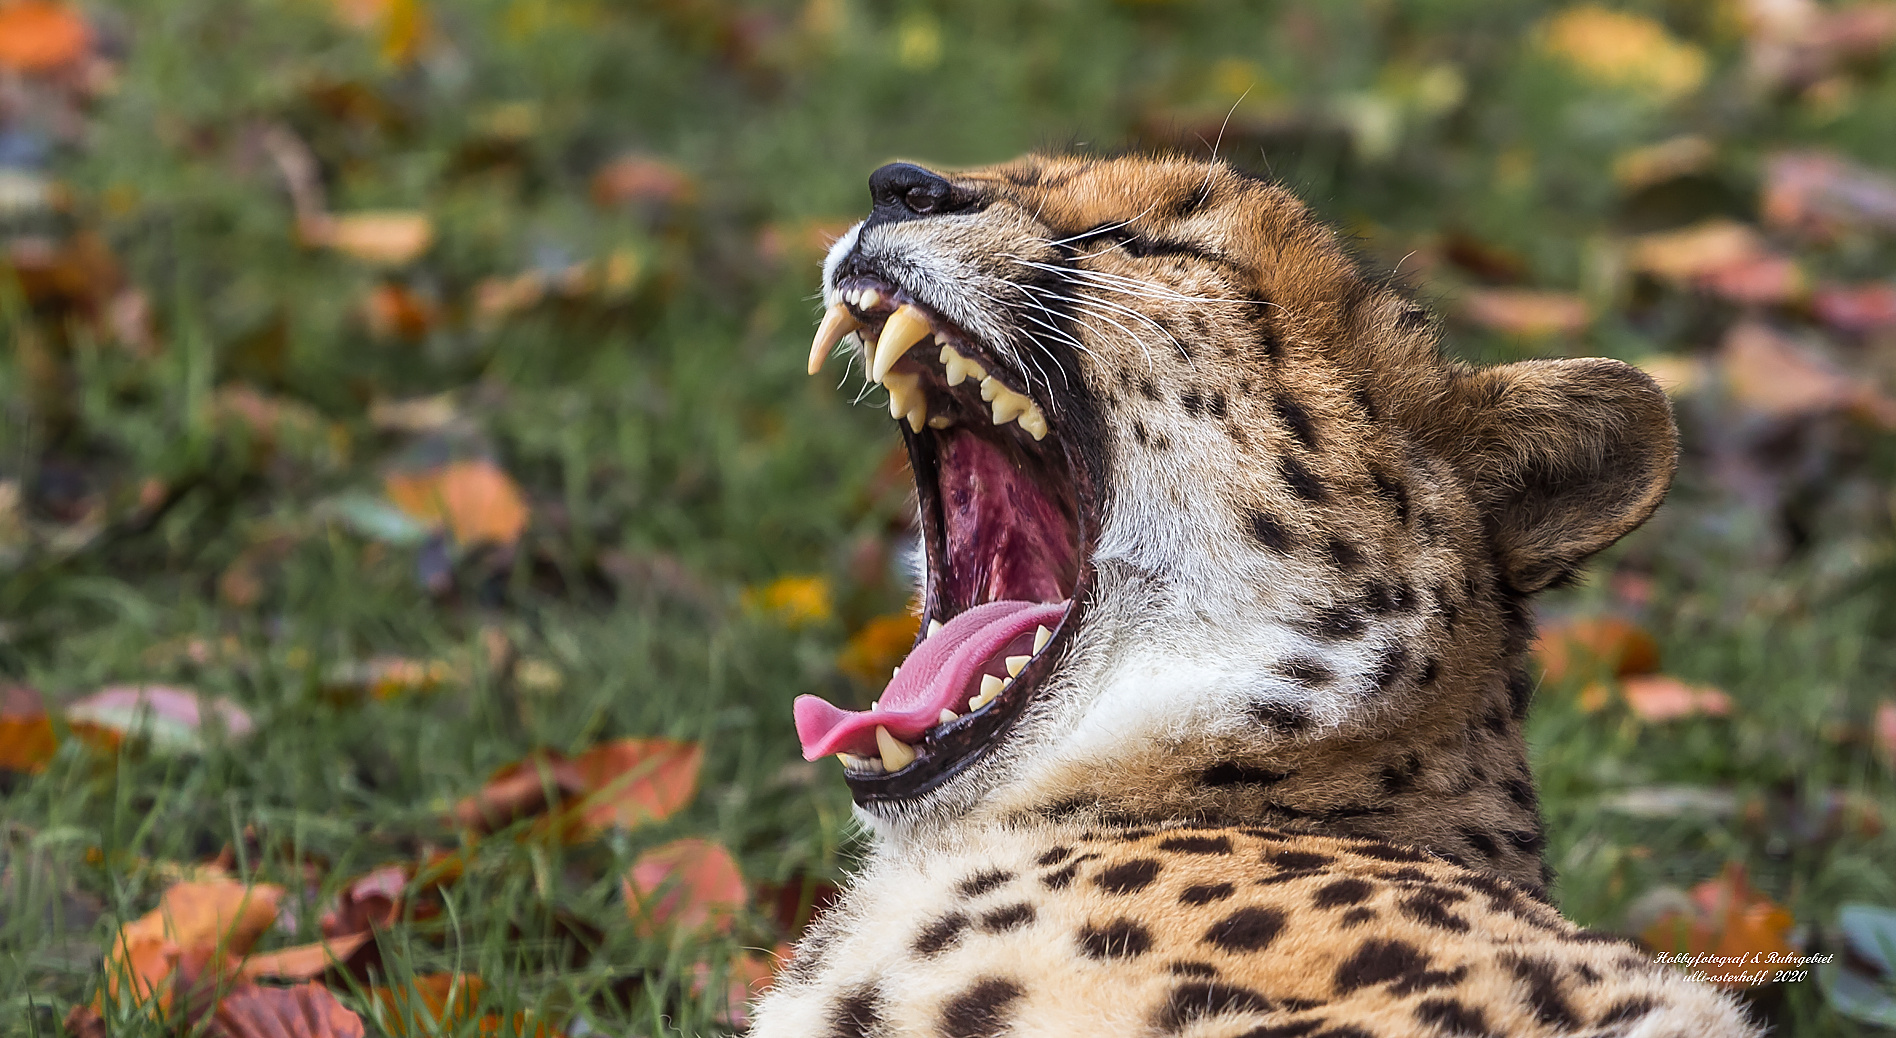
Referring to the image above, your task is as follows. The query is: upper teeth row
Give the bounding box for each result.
[808,300,1049,440]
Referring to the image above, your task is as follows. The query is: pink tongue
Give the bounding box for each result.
[795,600,1067,760]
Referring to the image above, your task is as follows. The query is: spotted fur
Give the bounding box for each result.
[753,155,1757,1037]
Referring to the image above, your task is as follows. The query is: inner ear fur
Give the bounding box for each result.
[1435,357,1678,594]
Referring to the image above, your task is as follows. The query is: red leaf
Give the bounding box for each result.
[1533,616,1660,684]
[210,982,365,1038]
[624,837,746,936]
[1644,862,1795,985]
[1814,282,1896,332]
[567,738,703,833]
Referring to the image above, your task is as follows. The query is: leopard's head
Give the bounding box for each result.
[794,154,1675,860]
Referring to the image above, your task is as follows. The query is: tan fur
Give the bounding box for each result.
[755,154,1755,1037]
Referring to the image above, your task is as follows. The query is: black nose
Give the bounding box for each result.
[869,162,962,219]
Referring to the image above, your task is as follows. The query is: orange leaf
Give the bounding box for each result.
[385,460,530,547]
[372,973,482,1035]
[236,931,372,981]
[624,837,746,936]
[365,282,437,340]
[837,612,922,687]
[1631,219,1768,282]
[108,880,283,1008]
[1533,616,1659,684]
[1461,289,1589,337]
[567,738,704,833]
[1621,674,1734,721]
[212,981,366,1038]
[1644,863,1795,985]
[694,950,779,1029]
[0,689,59,773]
[0,1,91,73]
[452,758,567,832]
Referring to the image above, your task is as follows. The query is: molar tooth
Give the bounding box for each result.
[875,726,916,771]
[885,370,927,430]
[928,619,944,637]
[938,708,958,724]
[926,415,953,429]
[978,375,1002,401]
[872,304,932,381]
[972,674,1004,709]
[1017,404,1049,441]
[1033,625,1051,652]
[1005,654,1030,677]
[990,388,1031,425]
[808,303,862,375]
[940,345,986,387]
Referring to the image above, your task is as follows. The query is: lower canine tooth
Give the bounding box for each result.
[875,726,917,771]
[938,708,958,724]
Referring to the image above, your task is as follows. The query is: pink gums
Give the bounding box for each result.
[794,599,1067,760]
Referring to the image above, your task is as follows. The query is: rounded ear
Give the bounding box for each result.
[1443,358,1678,594]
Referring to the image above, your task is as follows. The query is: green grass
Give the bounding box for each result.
[4,0,1896,1033]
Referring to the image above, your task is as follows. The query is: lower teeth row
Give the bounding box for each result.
[844,623,1052,775]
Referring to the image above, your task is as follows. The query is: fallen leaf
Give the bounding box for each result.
[1644,862,1796,985]
[385,460,530,548]
[756,874,842,936]
[1875,701,1896,766]
[0,1,91,73]
[371,973,481,1035]
[1630,219,1770,282]
[211,982,366,1038]
[107,879,284,1009]
[590,155,696,209]
[473,271,547,325]
[452,738,702,838]
[1719,321,1896,427]
[1613,135,1716,191]
[323,656,459,701]
[624,837,746,936]
[311,211,434,265]
[837,612,922,687]
[0,685,59,774]
[1621,674,1734,721]
[1461,289,1589,336]
[235,931,372,981]
[1813,282,1896,332]
[1634,354,1708,397]
[743,575,832,626]
[1764,151,1896,238]
[694,950,780,1029]
[364,282,437,340]
[66,685,256,752]
[320,863,410,938]
[1533,616,1660,684]
[1695,253,1804,305]
[1543,5,1708,101]
[1741,0,1896,90]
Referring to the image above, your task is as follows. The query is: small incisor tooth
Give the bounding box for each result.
[809,302,861,375]
[1033,625,1051,652]
[885,370,927,431]
[940,345,986,387]
[875,726,916,771]
[1005,654,1030,677]
[873,304,932,381]
[926,415,953,429]
[938,708,958,724]
[838,752,873,770]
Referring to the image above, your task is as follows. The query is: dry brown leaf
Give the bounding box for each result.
[0,685,59,774]
[0,1,91,73]
[1814,282,1896,332]
[1533,616,1660,684]
[371,973,480,1035]
[320,863,410,938]
[1719,321,1896,427]
[385,459,530,547]
[451,738,702,838]
[1542,5,1707,101]
[590,155,696,209]
[211,981,366,1038]
[1461,289,1589,336]
[1644,862,1796,985]
[311,211,434,265]
[1696,253,1805,305]
[623,837,746,936]
[364,282,437,339]
[1621,674,1734,721]
[107,880,284,1009]
[1630,220,1768,281]
[235,931,372,981]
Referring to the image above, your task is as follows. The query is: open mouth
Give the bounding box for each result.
[793,273,1092,802]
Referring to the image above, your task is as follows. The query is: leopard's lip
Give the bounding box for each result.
[796,271,1095,805]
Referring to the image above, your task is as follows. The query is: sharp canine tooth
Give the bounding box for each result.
[939,708,958,724]
[808,303,862,375]
[1033,625,1051,652]
[972,673,1004,708]
[1018,405,1049,440]
[875,726,916,771]
[928,619,944,636]
[1006,654,1030,676]
[873,304,932,381]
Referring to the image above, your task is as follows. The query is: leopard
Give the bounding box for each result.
[752,153,1759,1038]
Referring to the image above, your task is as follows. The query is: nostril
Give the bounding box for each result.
[869,162,958,218]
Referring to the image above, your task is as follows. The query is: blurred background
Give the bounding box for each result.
[2,0,1896,1034]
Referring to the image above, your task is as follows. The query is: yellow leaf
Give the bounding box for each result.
[318,212,434,266]
[1543,6,1708,101]
[837,613,921,686]
[743,576,832,626]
